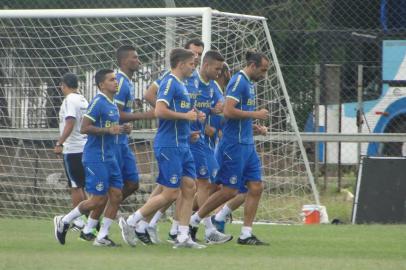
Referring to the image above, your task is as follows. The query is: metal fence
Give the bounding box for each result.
[1,0,406,190]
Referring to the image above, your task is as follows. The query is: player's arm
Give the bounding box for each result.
[223,97,268,120]
[144,83,158,108]
[80,115,123,135]
[117,103,155,122]
[54,117,75,154]
[155,101,197,121]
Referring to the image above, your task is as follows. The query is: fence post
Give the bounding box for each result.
[314,64,320,185]
[357,65,364,169]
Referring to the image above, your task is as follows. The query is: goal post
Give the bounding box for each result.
[0,8,319,223]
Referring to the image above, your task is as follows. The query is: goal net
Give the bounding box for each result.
[0,8,319,223]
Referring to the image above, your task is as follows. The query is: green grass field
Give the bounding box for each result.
[1,218,405,270]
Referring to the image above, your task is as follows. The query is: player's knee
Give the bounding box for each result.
[166,188,180,202]
[248,182,263,197]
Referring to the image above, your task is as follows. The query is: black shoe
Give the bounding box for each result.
[54,215,70,245]
[135,230,153,245]
[237,235,269,246]
[189,225,199,242]
[167,232,177,244]
[79,231,96,241]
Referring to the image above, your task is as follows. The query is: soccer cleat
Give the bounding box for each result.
[79,230,96,242]
[237,235,269,246]
[135,230,153,245]
[211,215,226,233]
[53,215,70,245]
[93,236,120,247]
[205,230,233,244]
[189,225,199,242]
[167,232,177,244]
[173,237,206,249]
[146,226,161,244]
[71,216,86,232]
[118,217,137,247]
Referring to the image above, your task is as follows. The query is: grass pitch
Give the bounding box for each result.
[0,218,405,270]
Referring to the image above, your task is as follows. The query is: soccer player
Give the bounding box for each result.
[190,51,270,245]
[54,73,89,231]
[142,39,204,242]
[54,69,125,247]
[81,45,156,244]
[119,48,205,249]
[187,51,233,244]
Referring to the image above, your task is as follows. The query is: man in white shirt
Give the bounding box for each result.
[54,72,89,231]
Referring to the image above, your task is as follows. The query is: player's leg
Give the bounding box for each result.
[63,153,87,231]
[93,159,123,247]
[237,146,268,246]
[54,161,110,245]
[212,192,246,233]
[119,147,182,246]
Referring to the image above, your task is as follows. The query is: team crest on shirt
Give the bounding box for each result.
[199,166,207,176]
[108,110,115,116]
[210,88,214,98]
[229,175,238,185]
[170,174,178,184]
[96,181,104,191]
[249,86,255,95]
[194,79,199,88]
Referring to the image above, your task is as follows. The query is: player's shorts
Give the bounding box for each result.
[83,159,123,195]
[154,146,196,188]
[215,142,262,192]
[190,143,220,183]
[115,143,139,183]
[63,152,85,188]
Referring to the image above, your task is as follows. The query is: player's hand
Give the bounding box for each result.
[108,125,123,135]
[253,124,268,135]
[198,111,206,123]
[211,101,223,114]
[205,125,216,137]
[254,109,269,120]
[146,109,156,119]
[53,145,63,155]
[185,109,198,121]
[190,130,200,143]
[123,123,133,134]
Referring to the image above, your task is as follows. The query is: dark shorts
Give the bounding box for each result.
[63,152,85,188]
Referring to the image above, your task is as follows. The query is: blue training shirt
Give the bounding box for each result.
[222,70,256,145]
[188,72,224,145]
[115,70,135,145]
[205,81,225,149]
[154,73,192,148]
[83,93,120,162]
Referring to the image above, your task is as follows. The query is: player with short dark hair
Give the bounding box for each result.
[54,72,89,232]
[54,69,125,247]
[190,51,270,245]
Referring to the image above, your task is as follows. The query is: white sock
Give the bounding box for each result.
[149,211,163,228]
[177,225,189,243]
[215,205,232,222]
[190,212,202,227]
[97,217,113,240]
[127,210,144,227]
[240,226,252,239]
[136,220,149,234]
[203,217,216,236]
[169,219,179,235]
[83,217,98,234]
[61,206,82,224]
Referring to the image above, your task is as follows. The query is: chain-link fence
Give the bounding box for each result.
[1,0,406,191]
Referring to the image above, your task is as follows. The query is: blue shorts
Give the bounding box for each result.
[83,159,123,195]
[154,146,196,188]
[191,143,219,183]
[115,144,139,183]
[215,142,262,192]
